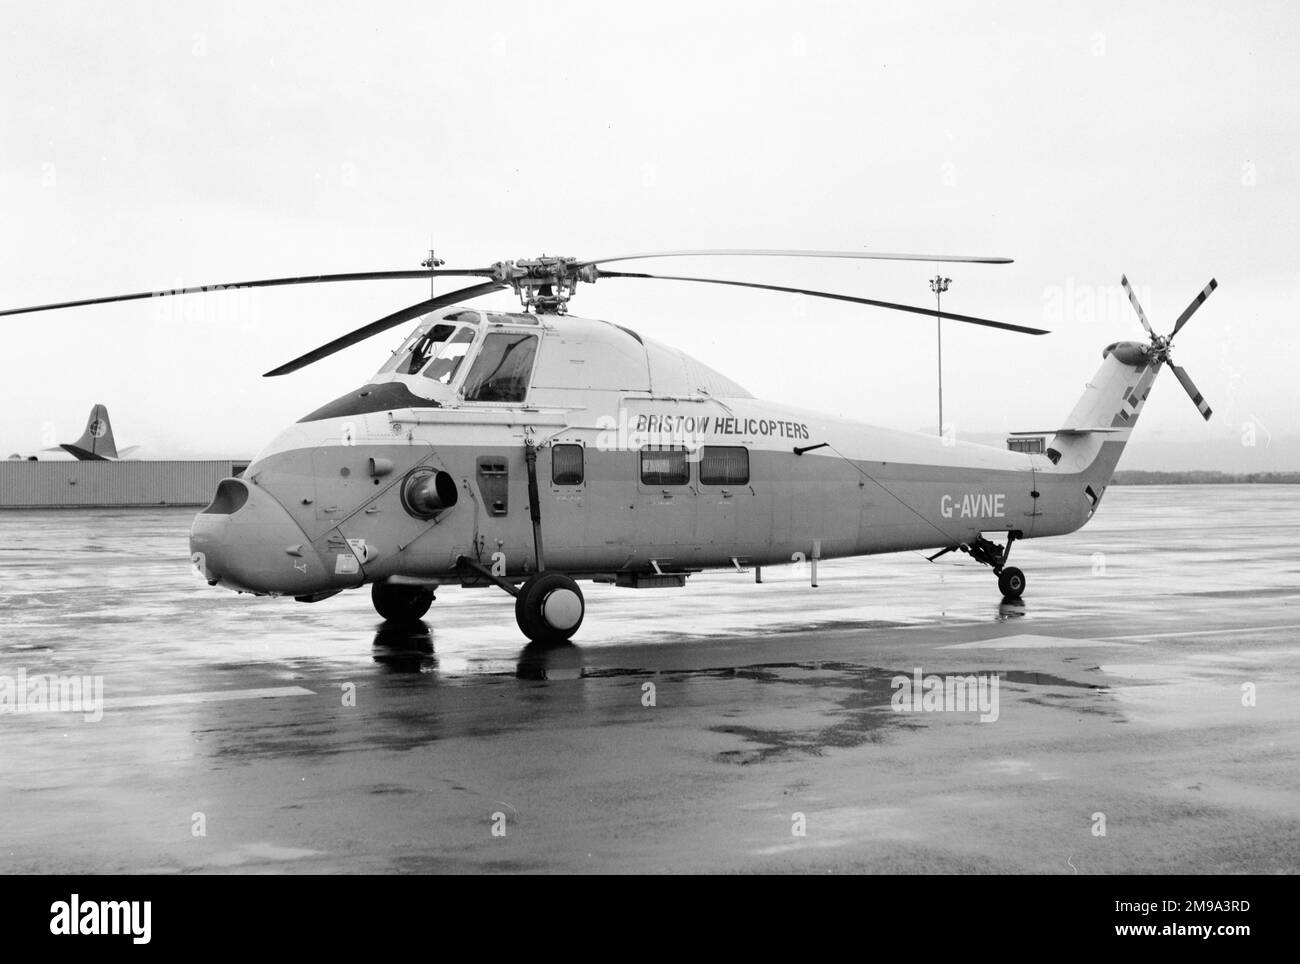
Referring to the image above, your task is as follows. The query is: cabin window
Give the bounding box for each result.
[699,446,749,485]
[462,332,538,403]
[552,444,584,485]
[640,446,689,486]
[420,327,476,385]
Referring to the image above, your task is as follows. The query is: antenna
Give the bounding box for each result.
[929,275,951,436]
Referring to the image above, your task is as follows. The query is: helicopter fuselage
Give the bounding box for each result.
[190,307,1150,600]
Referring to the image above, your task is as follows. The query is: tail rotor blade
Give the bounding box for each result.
[262,281,505,377]
[1170,364,1213,421]
[1170,278,1218,338]
[1121,274,1156,338]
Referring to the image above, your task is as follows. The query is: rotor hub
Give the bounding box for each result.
[490,256,599,313]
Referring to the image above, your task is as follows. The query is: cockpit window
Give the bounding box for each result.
[378,323,478,380]
[402,324,455,375]
[380,324,449,375]
[461,332,538,403]
[420,327,476,385]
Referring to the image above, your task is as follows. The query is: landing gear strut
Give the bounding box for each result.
[449,442,587,644]
[513,441,585,643]
[371,580,435,622]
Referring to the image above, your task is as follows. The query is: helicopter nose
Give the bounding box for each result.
[190,478,330,595]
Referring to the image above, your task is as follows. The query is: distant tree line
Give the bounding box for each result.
[1110,470,1300,485]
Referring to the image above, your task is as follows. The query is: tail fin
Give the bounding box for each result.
[1043,275,1218,518]
[1045,342,1161,486]
[60,404,119,460]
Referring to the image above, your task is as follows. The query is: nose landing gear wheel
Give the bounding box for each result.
[515,572,585,644]
[371,580,435,622]
[997,566,1026,599]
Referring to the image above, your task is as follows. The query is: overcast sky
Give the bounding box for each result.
[2,1,1296,470]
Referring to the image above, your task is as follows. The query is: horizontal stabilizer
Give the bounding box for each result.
[1008,428,1125,436]
[59,444,111,461]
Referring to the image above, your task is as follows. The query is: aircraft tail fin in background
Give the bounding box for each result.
[59,404,119,461]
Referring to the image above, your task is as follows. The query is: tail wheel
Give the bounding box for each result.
[997,566,1026,599]
[515,572,585,644]
[371,580,434,622]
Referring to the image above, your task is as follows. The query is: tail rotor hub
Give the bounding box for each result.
[1121,274,1218,421]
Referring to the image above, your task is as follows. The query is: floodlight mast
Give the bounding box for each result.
[421,248,444,300]
[929,275,951,437]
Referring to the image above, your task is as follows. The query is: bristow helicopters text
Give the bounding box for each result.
[635,414,810,439]
[595,410,809,454]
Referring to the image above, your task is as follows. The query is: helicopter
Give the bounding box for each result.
[1,250,1218,644]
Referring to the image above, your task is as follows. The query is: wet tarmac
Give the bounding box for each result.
[1,485,1297,874]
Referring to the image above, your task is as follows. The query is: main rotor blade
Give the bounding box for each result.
[597,270,1048,335]
[1170,364,1213,421]
[1120,274,1156,338]
[583,249,1014,267]
[1170,278,1218,338]
[262,281,506,377]
[0,269,498,319]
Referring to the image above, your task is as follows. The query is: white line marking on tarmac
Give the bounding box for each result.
[1102,623,1300,642]
[104,686,316,710]
[942,634,1131,650]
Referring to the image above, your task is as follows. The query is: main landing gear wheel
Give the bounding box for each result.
[371,580,434,622]
[997,566,1026,599]
[515,572,585,644]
